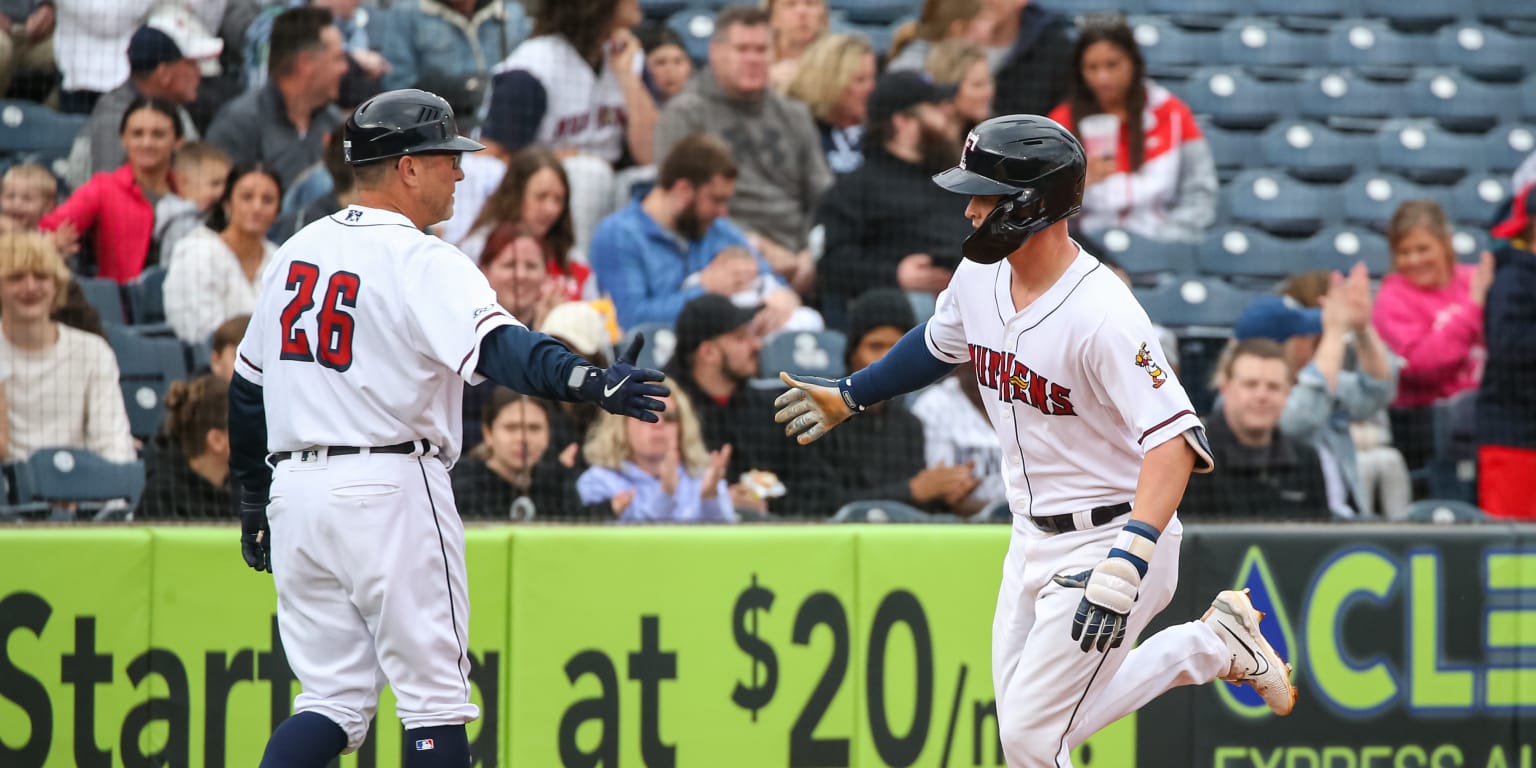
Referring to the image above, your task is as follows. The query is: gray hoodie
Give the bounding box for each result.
[653,70,831,252]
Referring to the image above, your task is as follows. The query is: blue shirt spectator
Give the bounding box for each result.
[374,0,529,128]
[576,462,734,523]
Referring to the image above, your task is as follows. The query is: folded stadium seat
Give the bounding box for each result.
[1218,18,1327,74]
[1485,123,1536,174]
[1323,19,1422,80]
[1448,173,1511,227]
[1132,276,1256,329]
[74,275,126,326]
[1341,172,1432,231]
[1404,499,1485,524]
[1297,69,1406,130]
[1306,225,1392,276]
[107,324,191,385]
[1037,0,1148,17]
[760,330,847,381]
[1374,120,1485,185]
[1225,169,1339,236]
[1182,67,1294,130]
[1260,120,1371,183]
[1525,75,1536,121]
[1194,226,1310,288]
[1147,0,1252,29]
[124,264,168,327]
[1434,23,1530,83]
[23,448,146,521]
[665,8,715,63]
[1131,17,1216,80]
[1199,123,1263,183]
[830,500,939,523]
[0,100,86,157]
[828,0,910,24]
[120,379,169,441]
[1478,0,1536,26]
[1407,69,1517,134]
[640,0,691,20]
[1358,0,1465,31]
[1092,227,1198,281]
[1451,226,1489,263]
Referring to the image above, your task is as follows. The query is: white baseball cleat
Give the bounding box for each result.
[1202,588,1297,716]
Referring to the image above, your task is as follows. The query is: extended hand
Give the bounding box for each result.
[774,371,855,445]
[578,334,670,422]
[239,488,271,573]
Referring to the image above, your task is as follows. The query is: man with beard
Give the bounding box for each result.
[816,70,975,329]
[590,132,804,331]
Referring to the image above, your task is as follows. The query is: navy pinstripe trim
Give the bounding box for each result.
[1139,410,1195,445]
[1056,647,1112,766]
[238,354,263,373]
[418,459,471,702]
[456,311,511,376]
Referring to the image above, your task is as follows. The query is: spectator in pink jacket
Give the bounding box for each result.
[1371,199,1494,472]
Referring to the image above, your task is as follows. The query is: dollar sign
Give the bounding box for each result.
[731,573,778,721]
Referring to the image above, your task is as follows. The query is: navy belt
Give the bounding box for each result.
[1029,502,1132,534]
[270,439,429,466]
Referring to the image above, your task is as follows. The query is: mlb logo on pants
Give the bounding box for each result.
[415,739,435,751]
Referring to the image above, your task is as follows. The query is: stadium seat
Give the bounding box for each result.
[1407,70,1516,133]
[1323,20,1421,79]
[1038,0,1148,17]
[1225,169,1339,235]
[1449,173,1512,225]
[761,330,846,381]
[1297,70,1406,128]
[1478,0,1536,25]
[1148,0,1251,29]
[828,0,910,24]
[1484,123,1536,173]
[1260,120,1371,183]
[1341,173,1432,231]
[640,0,691,20]
[1181,68,1294,130]
[665,9,715,62]
[830,499,939,523]
[1092,228,1198,280]
[1194,226,1307,287]
[1404,499,1485,523]
[0,100,86,156]
[1131,17,1215,79]
[75,275,126,326]
[1255,0,1360,21]
[1359,0,1463,30]
[121,379,169,441]
[826,17,895,56]
[1200,123,1263,181]
[1524,75,1536,121]
[1218,18,1327,70]
[621,322,676,372]
[1434,23,1529,82]
[1451,226,1489,262]
[1306,225,1393,276]
[1133,276,1256,328]
[125,265,167,326]
[1374,120,1485,185]
[107,324,189,383]
[21,448,146,521]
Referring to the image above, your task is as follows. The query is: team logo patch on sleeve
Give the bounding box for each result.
[1134,342,1168,389]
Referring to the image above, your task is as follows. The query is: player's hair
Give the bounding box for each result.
[583,377,710,474]
[785,34,874,124]
[2,163,58,204]
[0,232,70,311]
[471,147,575,271]
[212,314,251,353]
[207,161,284,233]
[888,0,981,63]
[658,133,738,190]
[1215,337,1289,387]
[269,6,334,78]
[119,95,185,140]
[1386,200,1456,272]
[712,5,771,43]
[533,0,626,65]
[1277,270,1331,309]
[173,141,231,174]
[472,388,555,462]
[1064,15,1148,173]
[162,374,229,459]
[925,39,986,86]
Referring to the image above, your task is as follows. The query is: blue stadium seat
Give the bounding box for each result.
[830,499,938,523]
[1255,0,1360,20]
[1407,70,1516,133]
[1225,169,1339,236]
[121,379,168,441]
[640,0,691,19]
[1038,0,1148,17]
[1200,123,1263,180]
[1195,226,1306,287]
[761,330,847,381]
[1181,68,1294,130]
[1434,24,1529,82]
[1306,225,1393,276]
[828,0,910,24]
[1448,174,1511,226]
[1485,123,1536,173]
[0,100,86,156]
[1092,228,1198,280]
[1219,18,1327,70]
[1297,70,1406,128]
[1148,0,1252,28]
[1374,120,1485,184]
[1341,172,1432,231]
[1260,120,1371,182]
[665,9,715,62]
[1131,17,1215,79]
[1525,75,1536,121]
[22,448,145,520]
[1133,277,1256,328]
[1478,0,1536,25]
[125,265,167,326]
[1359,0,1464,30]
[825,17,895,56]
[621,322,676,372]
[1451,226,1489,262]
[1324,20,1421,78]
[75,276,126,326]
[108,324,190,383]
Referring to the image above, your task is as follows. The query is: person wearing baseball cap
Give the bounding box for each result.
[1477,183,1536,519]
[815,69,973,329]
[67,4,222,184]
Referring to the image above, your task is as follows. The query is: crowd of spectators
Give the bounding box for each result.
[0,0,1533,524]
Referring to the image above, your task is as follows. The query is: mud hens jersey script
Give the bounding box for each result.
[492,35,633,163]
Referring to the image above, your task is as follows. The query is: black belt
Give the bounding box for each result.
[270,439,428,466]
[1029,502,1132,534]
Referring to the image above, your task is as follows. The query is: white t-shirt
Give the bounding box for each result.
[923,244,1212,518]
[235,205,517,467]
[164,227,277,343]
[491,35,635,163]
[0,324,135,462]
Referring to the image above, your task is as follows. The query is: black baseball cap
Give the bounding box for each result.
[868,70,957,126]
[670,294,762,370]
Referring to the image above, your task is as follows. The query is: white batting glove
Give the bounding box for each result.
[1052,520,1159,652]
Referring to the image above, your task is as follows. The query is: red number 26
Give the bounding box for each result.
[279,261,362,372]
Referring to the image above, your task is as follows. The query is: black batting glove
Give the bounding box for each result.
[576,333,670,423]
[239,486,272,573]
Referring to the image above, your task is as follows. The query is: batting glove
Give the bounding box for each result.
[239,487,272,573]
[1052,520,1160,653]
[576,334,670,423]
[773,372,861,445]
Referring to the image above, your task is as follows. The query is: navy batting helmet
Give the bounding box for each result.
[932,115,1086,264]
[343,89,485,166]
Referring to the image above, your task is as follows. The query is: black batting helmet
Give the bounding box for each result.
[932,115,1086,264]
[343,89,485,166]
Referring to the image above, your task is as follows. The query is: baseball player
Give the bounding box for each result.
[775,115,1296,767]
[227,89,669,768]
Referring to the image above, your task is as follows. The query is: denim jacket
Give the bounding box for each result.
[376,0,530,116]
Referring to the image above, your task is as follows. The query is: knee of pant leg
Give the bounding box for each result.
[998,712,1069,768]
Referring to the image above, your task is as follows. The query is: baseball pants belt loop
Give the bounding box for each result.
[1029,501,1132,534]
[270,438,434,466]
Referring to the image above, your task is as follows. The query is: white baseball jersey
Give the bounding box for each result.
[234,205,519,467]
[491,35,634,163]
[923,243,1212,518]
